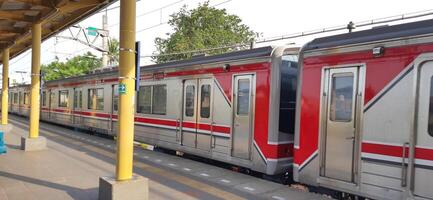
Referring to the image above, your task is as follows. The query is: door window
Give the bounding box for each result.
[237,79,250,115]
[58,90,69,107]
[330,73,354,122]
[200,84,211,118]
[88,88,104,110]
[42,91,47,106]
[185,85,195,117]
[113,85,119,112]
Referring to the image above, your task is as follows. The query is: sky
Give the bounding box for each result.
[5,0,433,84]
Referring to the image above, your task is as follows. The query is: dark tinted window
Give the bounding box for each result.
[279,55,298,134]
[42,91,47,106]
[200,85,211,118]
[237,79,250,115]
[152,85,167,115]
[185,85,195,117]
[428,77,433,137]
[137,86,151,114]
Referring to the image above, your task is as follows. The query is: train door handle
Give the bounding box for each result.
[345,136,355,140]
[234,123,240,127]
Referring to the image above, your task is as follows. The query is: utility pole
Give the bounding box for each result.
[101,9,109,67]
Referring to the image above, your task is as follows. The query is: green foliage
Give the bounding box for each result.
[42,52,101,81]
[108,38,119,66]
[154,1,255,63]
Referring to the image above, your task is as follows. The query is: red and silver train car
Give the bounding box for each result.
[8,46,298,175]
[294,19,433,199]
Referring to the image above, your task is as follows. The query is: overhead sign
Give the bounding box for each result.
[87,27,98,36]
[119,83,126,95]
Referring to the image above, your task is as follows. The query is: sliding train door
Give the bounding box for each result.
[321,66,363,183]
[181,78,213,151]
[110,84,118,134]
[73,88,82,125]
[231,75,254,160]
[182,80,198,148]
[412,61,433,199]
[196,79,213,151]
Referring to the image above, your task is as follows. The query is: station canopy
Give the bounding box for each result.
[0,0,114,64]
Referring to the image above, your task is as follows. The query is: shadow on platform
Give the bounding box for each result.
[0,171,97,199]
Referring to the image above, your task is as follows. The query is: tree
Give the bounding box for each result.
[108,38,119,66]
[154,1,255,63]
[42,52,101,81]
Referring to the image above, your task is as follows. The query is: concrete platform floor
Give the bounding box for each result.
[0,115,328,200]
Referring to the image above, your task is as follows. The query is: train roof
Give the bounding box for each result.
[46,46,276,83]
[304,18,433,51]
[142,46,275,71]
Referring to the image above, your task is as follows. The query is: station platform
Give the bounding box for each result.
[0,115,327,200]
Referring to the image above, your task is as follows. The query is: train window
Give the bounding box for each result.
[88,88,104,110]
[59,90,69,107]
[152,85,167,115]
[137,86,151,114]
[237,79,250,115]
[74,90,82,109]
[42,91,47,106]
[13,93,18,104]
[19,92,22,105]
[200,84,211,118]
[428,77,433,137]
[50,92,55,107]
[185,85,195,117]
[23,92,29,105]
[330,73,354,122]
[113,85,119,112]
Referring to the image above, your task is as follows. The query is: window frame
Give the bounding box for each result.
[200,84,211,118]
[329,73,354,122]
[185,85,195,117]
[137,84,167,115]
[87,88,104,110]
[58,90,69,108]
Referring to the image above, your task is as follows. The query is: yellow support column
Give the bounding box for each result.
[21,23,46,151]
[1,48,9,125]
[99,0,148,198]
[115,0,136,181]
[29,23,41,139]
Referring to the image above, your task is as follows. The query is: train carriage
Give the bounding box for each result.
[294,19,433,199]
[9,46,299,176]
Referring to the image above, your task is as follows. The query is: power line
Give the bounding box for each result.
[108,0,185,28]
[256,9,433,44]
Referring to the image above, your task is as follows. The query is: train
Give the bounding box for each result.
[4,18,433,200]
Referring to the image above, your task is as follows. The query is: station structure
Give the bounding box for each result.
[0,0,148,199]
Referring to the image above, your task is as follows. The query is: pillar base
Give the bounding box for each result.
[98,175,148,200]
[20,136,46,151]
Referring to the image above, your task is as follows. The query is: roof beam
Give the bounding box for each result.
[0,11,38,23]
[5,0,55,8]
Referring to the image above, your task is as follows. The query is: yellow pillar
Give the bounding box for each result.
[116,0,136,181]
[29,23,41,138]
[1,48,9,125]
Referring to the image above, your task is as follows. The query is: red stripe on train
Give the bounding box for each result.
[362,142,433,161]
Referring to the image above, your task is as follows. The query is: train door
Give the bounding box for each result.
[321,66,363,183]
[182,79,198,148]
[73,88,82,125]
[231,75,254,160]
[412,61,433,199]
[196,79,213,151]
[111,84,119,134]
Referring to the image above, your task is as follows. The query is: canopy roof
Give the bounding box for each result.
[0,0,114,64]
